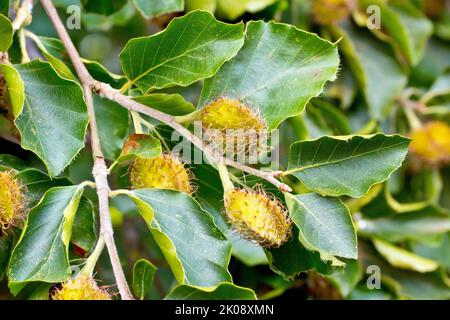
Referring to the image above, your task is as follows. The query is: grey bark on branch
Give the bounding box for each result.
[39,0,134,300]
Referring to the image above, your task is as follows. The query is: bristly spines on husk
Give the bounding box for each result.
[52,276,111,300]
[201,97,268,158]
[130,153,195,195]
[201,97,266,131]
[311,0,355,25]
[224,188,292,248]
[409,121,450,167]
[0,170,26,233]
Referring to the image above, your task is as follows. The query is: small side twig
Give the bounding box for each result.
[93,81,293,192]
[12,0,34,31]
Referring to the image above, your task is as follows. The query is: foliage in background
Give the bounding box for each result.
[0,0,449,300]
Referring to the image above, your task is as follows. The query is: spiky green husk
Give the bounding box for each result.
[52,276,111,300]
[130,153,194,194]
[224,189,292,248]
[0,170,25,232]
[201,98,267,157]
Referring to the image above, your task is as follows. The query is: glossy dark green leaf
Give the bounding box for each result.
[330,22,407,120]
[0,236,13,281]
[0,1,9,16]
[266,226,336,279]
[133,0,184,18]
[165,282,257,300]
[71,197,96,252]
[120,10,244,93]
[200,20,339,130]
[132,258,157,300]
[286,134,410,197]
[0,14,12,51]
[27,282,52,300]
[13,60,89,177]
[125,189,232,287]
[0,154,27,171]
[94,95,130,160]
[8,185,85,291]
[285,193,357,263]
[15,168,71,206]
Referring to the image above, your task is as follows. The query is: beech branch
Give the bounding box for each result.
[39,0,291,299]
[39,3,291,193]
[40,0,134,300]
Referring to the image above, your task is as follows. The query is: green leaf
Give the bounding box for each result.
[286,134,410,197]
[330,22,407,120]
[8,185,85,292]
[13,60,89,177]
[132,258,157,300]
[0,236,13,281]
[125,189,232,287]
[373,238,439,273]
[116,133,162,163]
[15,168,71,206]
[71,197,96,252]
[133,0,184,18]
[356,207,450,242]
[358,0,433,66]
[81,1,136,32]
[200,20,339,130]
[0,154,27,171]
[27,283,52,300]
[0,1,9,16]
[266,226,337,279]
[0,14,12,52]
[133,93,196,116]
[329,259,362,298]
[120,10,244,93]
[0,62,24,118]
[285,193,357,263]
[309,98,352,135]
[165,282,257,300]
[94,95,130,160]
[25,34,75,80]
[35,36,126,88]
